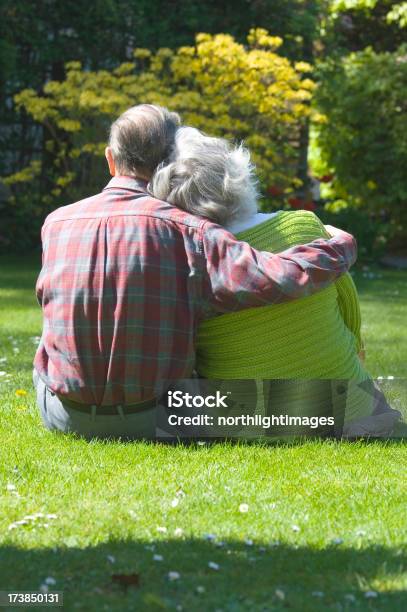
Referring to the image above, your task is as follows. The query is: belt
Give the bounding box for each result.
[56,395,157,415]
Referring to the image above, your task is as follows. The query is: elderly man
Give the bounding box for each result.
[33,104,357,439]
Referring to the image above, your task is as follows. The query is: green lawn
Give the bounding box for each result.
[0,256,406,611]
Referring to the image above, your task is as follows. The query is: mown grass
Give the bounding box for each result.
[0,255,406,611]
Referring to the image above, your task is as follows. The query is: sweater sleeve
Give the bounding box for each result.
[334,273,363,352]
[306,213,363,352]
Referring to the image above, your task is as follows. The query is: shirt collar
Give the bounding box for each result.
[103,175,149,193]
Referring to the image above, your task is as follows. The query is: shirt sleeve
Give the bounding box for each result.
[35,229,46,307]
[200,222,357,314]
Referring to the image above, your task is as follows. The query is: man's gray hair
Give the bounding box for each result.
[109,104,181,178]
[149,127,259,225]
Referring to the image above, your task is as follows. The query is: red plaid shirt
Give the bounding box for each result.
[34,176,356,405]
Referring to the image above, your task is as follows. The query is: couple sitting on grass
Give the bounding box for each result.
[33,104,402,440]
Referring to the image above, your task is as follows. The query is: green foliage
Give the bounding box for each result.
[386,2,407,27]
[1,31,314,253]
[322,0,406,55]
[0,0,320,176]
[319,205,390,260]
[1,1,405,255]
[314,45,407,242]
[330,0,407,21]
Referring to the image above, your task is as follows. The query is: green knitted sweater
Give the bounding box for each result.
[196,211,372,424]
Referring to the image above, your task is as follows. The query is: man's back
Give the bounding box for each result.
[35,176,208,405]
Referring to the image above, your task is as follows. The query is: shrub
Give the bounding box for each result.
[319,203,390,261]
[314,44,407,243]
[1,30,314,253]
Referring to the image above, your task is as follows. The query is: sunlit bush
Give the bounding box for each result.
[2,30,314,251]
[314,44,407,242]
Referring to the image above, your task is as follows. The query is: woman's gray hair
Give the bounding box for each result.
[149,127,259,224]
[109,104,181,178]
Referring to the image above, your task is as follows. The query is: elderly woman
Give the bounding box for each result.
[150,127,401,437]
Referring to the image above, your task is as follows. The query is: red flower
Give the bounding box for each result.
[287,197,317,211]
[317,174,334,183]
[287,197,303,209]
[266,184,284,197]
[303,201,317,211]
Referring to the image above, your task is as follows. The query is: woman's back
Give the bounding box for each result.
[196,210,366,381]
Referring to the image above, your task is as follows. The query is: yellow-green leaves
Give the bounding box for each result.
[8,30,314,203]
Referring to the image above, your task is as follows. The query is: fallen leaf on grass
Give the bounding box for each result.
[111,573,140,589]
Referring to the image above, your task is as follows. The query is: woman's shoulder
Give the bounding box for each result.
[277,209,321,223]
[276,210,327,234]
[257,209,323,231]
[233,209,326,251]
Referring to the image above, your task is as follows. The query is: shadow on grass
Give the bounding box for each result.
[0,540,406,610]
[353,268,407,303]
[0,255,41,290]
[0,293,39,312]
[0,255,41,313]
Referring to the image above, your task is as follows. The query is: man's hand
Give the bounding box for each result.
[358,349,366,362]
[358,339,366,363]
[324,225,357,260]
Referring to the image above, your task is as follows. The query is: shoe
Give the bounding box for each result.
[342,409,402,438]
